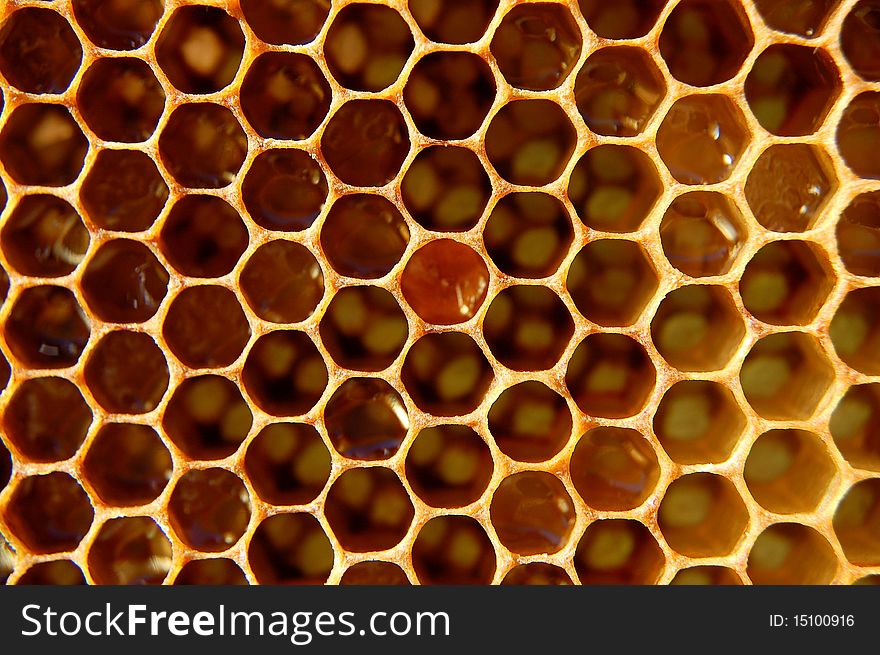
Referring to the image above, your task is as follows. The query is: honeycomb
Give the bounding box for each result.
[0,0,879,587]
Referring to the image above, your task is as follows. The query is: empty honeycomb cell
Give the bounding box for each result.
[656,94,749,185]
[754,0,839,37]
[240,241,324,323]
[837,191,880,277]
[71,0,163,50]
[405,424,493,508]
[5,285,90,369]
[567,239,658,327]
[88,516,172,585]
[412,515,495,584]
[565,333,656,419]
[403,51,496,141]
[240,53,331,141]
[4,472,93,554]
[0,537,12,583]
[483,192,573,278]
[488,382,571,462]
[855,575,880,585]
[324,378,408,460]
[174,558,247,585]
[485,100,576,187]
[833,479,880,566]
[651,285,745,372]
[168,468,250,552]
[249,513,333,584]
[241,0,330,45]
[155,6,244,94]
[80,239,169,323]
[747,523,837,584]
[490,471,575,555]
[745,44,841,137]
[829,287,880,375]
[401,146,491,232]
[402,332,493,416]
[325,467,414,552]
[0,354,8,392]
[401,240,489,326]
[409,0,499,44]
[4,377,91,463]
[319,286,408,372]
[79,150,169,232]
[483,286,574,371]
[669,566,742,585]
[324,4,413,92]
[502,563,573,585]
[491,3,581,92]
[158,103,248,189]
[2,195,89,278]
[1,441,10,489]
[836,92,880,179]
[658,0,754,88]
[740,331,834,420]
[243,150,329,232]
[830,384,880,471]
[163,375,253,460]
[18,560,86,585]
[163,286,250,368]
[0,8,82,94]
[340,561,410,585]
[653,380,746,465]
[568,145,662,233]
[0,104,88,187]
[244,423,330,506]
[577,0,666,39]
[841,1,880,80]
[570,426,660,511]
[575,519,664,585]
[242,331,328,416]
[77,58,165,143]
[83,331,168,414]
[82,423,172,507]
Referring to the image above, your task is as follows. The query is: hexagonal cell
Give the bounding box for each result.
[502,563,573,585]
[72,0,163,50]
[319,286,408,372]
[651,285,745,372]
[88,517,172,585]
[854,574,880,585]
[568,239,658,327]
[325,378,408,461]
[565,333,656,419]
[0,8,82,94]
[656,95,749,185]
[4,377,90,462]
[670,566,743,586]
[160,196,247,278]
[244,423,330,506]
[575,519,664,585]
[158,103,248,189]
[240,53,331,140]
[837,92,880,180]
[409,0,499,44]
[340,561,410,585]
[745,44,840,136]
[169,468,250,552]
[174,559,247,585]
[838,191,880,277]
[577,0,666,39]
[488,382,571,462]
[163,286,250,368]
[81,239,169,323]
[5,286,90,369]
[0,353,9,393]
[403,51,495,141]
[241,0,330,45]
[321,100,409,187]
[402,332,493,416]
[321,194,409,279]
[0,536,12,583]
[491,3,581,91]
[249,513,333,584]
[740,331,834,420]
[483,192,573,278]
[242,149,327,232]
[405,424,493,508]
[18,560,86,585]
[1,441,10,490]
[324,4,413,92]
[82,423,171,507]
[325,467,414,552]
[401,240,489,326]
[0,104,88,187]
[483,285,574,370]
[568,145,662,233]
[412,515,495,584]
[842,1,880,80]
[240,241,324,323]
[747,523,837,584]
[570,426,660,510]
[834,479,880,566]
[654,380,746,465]
[831,287,880,375]
[80,150,169,232]
[830,383,880,471]
[163,375,253,460]
[4,473,93,554]
[2,195,89,278]
[401,146,491,232]
[155,6,244,94]
[485,100,576,187]
[242,331,328,417]
[754,0,839,38]
[84,331,169,414]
